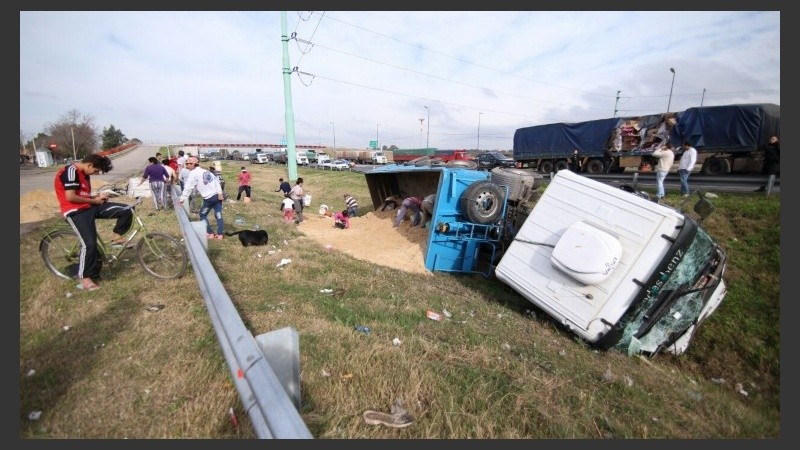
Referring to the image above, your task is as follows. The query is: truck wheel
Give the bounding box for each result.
[585,159,604,174]
[539,161,554,174]
[554,160,570,172]
[701,157,730,175]
[446,160,478,169]
[461,181,506,224]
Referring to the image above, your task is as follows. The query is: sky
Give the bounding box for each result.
[20,11,780,151]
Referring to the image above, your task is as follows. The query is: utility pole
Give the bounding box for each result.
[424,106,430,149]
[329,122,336,150]
[701,88,706,107]
[613,90,621,117]
[477,112,483,151]
[70,126,77,161]
[376,123,380,150]
[280,11,298,181]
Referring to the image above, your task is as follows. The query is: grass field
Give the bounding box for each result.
[19,161,780,438]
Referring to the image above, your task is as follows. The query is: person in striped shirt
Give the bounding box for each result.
[343,193,358,217]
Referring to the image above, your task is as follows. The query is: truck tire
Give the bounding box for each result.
[539,160,554,174]
[446,160,478,169]
[585,159,604,174]
[701,157,731,175]
[460,181,506,224]
[555,160,570,172]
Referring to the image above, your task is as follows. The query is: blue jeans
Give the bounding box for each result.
[678,169,690,195]
[200,196,224,235]
[347,206,358,218]
[655,170,668,198]
[394,199,421,227]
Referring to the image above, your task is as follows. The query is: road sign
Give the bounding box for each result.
[369,140,377,149]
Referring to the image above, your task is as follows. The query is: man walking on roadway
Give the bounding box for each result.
[678,141,697,197]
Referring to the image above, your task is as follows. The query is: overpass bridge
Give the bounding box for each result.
[182,143,327,150]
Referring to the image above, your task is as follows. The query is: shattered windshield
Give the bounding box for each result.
[614,227,723,355]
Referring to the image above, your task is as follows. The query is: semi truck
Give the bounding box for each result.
[363,165,727,356]
[306,150,331,164]
[391,148,475,165]
[513,103,780,176]
[333,150,387,164]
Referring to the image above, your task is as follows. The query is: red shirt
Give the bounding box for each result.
[55,164,93,217]
[238,171,251,186]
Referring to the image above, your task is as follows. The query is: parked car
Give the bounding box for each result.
[328,159,351,171]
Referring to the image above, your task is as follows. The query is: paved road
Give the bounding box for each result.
[19,144,163,198]
[20,145,165,235]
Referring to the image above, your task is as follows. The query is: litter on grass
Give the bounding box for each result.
[426,310,442,321]
[355,325,372,334]
[276,258,292,268]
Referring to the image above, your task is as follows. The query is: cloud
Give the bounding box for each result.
[20,11,780,150]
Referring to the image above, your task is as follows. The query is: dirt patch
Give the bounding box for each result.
[20,180,113,224]
[296,209,432,276]
[20,190,60,224]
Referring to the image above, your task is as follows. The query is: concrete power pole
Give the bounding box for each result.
[613,90,621,117]
[281,11,298,182]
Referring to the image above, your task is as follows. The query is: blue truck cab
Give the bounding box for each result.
[365,164,540,275]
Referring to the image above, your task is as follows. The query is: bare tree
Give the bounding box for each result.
[45,109,99,160]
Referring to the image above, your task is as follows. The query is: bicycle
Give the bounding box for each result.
[39,185,189,280]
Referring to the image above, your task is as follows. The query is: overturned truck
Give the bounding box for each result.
[365,165,728,356]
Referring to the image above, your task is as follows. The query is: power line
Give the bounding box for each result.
[315,12,613,99]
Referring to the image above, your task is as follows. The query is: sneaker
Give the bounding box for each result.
[214,234,224,240]
[682,194,690,198]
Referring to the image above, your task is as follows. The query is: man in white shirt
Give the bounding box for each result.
[678,141,698,197]
[176,150,187,183]
[179,157,226,239]
[651,144,675,203]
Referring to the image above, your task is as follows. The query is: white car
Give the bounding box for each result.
[322,159,350,171]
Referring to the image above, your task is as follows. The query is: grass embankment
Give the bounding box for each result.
[19,162,780,438]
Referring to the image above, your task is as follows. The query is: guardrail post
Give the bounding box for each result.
[255,328,302,409]
[766,174,776,195]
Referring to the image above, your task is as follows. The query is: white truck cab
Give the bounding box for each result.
[372,151,388,164]
[316,153,331,165]
[495,170,727,355]
[296,150,309,165]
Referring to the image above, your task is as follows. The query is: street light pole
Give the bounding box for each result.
[329,121,336,150]
[477,112,483,151]
[424,105,430,149]
[418,118,424,147]
[667,67,676,113]
[70,126,77,161]
[701,88,706,107]
[376,123,380,150]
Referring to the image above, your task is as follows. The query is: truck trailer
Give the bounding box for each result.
[513,103,780,176]
[364,165,727,356]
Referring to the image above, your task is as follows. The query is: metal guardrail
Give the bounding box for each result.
[168,186,313,439]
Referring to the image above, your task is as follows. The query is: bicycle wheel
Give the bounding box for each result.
[40,229,82,280]
[136,233,189,279]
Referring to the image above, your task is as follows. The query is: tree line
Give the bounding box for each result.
[20,109,138,161]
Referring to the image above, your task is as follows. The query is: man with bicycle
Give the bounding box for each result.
[54,154,133,291]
